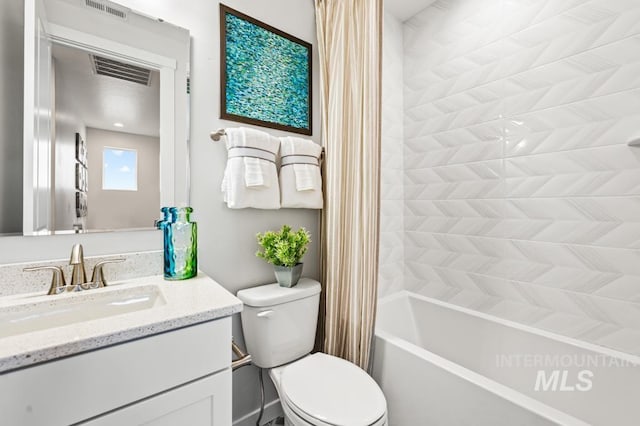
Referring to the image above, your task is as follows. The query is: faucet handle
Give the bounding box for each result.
[89,258,126,289]
[24,266,67,295]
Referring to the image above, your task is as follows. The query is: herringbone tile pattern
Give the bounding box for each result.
[382,0,640,355]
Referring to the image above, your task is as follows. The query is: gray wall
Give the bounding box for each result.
[86,128,160,231]
[0,0,24,235]
[152,1,320,422]
[54,60,86,232]
[0,0,320,423]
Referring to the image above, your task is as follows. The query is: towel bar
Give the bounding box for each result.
[210,128,325,161]
[231,339,252,370]
[210,128,226,141]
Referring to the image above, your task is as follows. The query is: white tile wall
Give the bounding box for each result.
[379,11,405,298]
[386,0,640,356]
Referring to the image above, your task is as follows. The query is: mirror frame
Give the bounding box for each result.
[23,0,189,236]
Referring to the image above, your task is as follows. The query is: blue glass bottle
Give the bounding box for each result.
[159,207,174,277]
[155,207,170,230]
[164,207,197,280]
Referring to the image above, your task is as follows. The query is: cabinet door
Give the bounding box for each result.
[81,370,231,426]
[1,319,231,426]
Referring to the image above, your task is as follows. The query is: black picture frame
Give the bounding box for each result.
[75,191,87,217]
[75,163,88,192]
[220,5,312,135]
[75,133,87,166]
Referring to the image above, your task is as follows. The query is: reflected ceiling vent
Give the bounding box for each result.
[84,0,128,20]
[91,55,152,86]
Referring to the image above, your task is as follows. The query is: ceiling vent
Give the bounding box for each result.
[91,55,152,86]
[84,0,128,20]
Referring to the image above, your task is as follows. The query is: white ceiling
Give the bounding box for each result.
[385,0,437,21]
[53,44,160,137]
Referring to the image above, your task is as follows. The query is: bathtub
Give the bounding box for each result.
[372,291,640,426]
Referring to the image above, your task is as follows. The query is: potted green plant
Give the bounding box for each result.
[256,225,311,287]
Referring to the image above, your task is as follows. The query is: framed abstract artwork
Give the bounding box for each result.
[220,5,312,135]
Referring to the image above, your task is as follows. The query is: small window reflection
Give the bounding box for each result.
[103,147,137,191]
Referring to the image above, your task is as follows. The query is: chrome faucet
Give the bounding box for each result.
[69,243,87,287]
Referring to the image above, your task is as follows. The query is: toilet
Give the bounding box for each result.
[237,278,388,426]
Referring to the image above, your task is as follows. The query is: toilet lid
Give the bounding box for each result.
[280,353,386,426]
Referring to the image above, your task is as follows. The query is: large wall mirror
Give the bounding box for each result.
[12,0,190,236]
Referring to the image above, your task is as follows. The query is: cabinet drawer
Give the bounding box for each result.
[80,370,231,426]
[0,317,230,426]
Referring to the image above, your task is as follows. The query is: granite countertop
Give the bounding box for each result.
[0,273,242,373]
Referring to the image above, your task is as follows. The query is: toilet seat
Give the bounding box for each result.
[281,392,387,426]
[280,392,337,426]
[278,353,387,426]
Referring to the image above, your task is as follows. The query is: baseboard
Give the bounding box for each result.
[233,398,283,426]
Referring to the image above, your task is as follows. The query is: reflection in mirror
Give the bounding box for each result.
[15,0,190,237]
[52,43,160,233]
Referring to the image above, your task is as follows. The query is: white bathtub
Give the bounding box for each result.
[372,291,640,426]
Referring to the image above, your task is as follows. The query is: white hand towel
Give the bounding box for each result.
[240,128,268,188]
[221,164,229,202]
[293,164,315,191]
[244,157,268,187]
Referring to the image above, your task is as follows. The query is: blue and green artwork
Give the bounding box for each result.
[222,6,311,135]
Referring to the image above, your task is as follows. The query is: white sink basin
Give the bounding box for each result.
[0,285,165,339]
[0,274,243,373]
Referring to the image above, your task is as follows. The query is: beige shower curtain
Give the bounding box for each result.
[314,0,382,370]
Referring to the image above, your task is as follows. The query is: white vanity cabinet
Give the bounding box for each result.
[1,317,233,426]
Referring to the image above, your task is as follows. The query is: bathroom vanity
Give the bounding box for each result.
[1,0,243,422]
[0,274,242,426]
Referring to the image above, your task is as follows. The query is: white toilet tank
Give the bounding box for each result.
[237,278,321,368]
